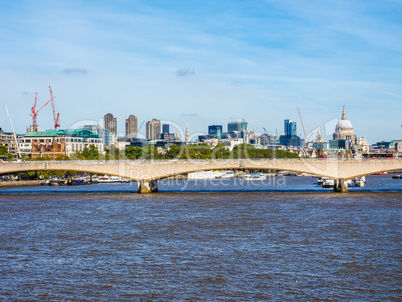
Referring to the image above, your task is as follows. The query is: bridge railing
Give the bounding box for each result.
[2,157,401,164]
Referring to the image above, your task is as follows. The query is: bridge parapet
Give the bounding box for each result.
[1,158,401,190]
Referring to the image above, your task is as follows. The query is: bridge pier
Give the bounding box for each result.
[334,178,348,193]
[138,180,158,194]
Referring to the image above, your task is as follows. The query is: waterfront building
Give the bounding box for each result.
[104,113,117,134]
[146,119,161,140]
[0,128,19,159]
[208,125,223,139]
[20,129,103,159]
[125,115,138,138]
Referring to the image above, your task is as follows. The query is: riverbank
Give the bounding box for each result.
[0,180,41,187]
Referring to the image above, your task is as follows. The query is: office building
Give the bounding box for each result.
[162,124,170,136]
[228,120,248,133]
[208,125,223,139]
[280,119,303,147]
[284,119,297,137]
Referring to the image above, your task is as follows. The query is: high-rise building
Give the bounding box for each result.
[162,124,170,135]
[146,119,161,140]
[228,120,248,133]
[104,113,117,134]
[208,125,222,139]
[125,115,138,138]
[280,119,302,147]
[284,119,297,137]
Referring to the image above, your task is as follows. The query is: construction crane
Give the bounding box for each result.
[297,108,313,149]
[5,105,21,158]
[49,86,60,129]
[31,92,52,132]
[30,86,60,132]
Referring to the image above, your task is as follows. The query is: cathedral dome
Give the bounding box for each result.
[336,119,353,131]
[335,106,353,132]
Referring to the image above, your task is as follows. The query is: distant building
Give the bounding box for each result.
[279,119,303,148]
[333,106,356,141]
[260,133,279,146]
[284,119,297,136]
[20,129,103,159]
[208,125,223,139]
[329,106,369,157]
[312,128,328,151]
[185,122,190,143]
[146,119,161,140]
[228,120,248,133]
[83,125,116,147]
[125,115,137,138]
[162,124,170,136]
[104,113,117,134]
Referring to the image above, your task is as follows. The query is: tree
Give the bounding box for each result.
[0,145,12,160]
[83,144,100,160]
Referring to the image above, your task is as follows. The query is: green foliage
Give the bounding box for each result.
[105,145,126,160]
[0,145,12,160]
[83,144,100,160]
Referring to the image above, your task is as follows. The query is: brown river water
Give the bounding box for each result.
[1,175,401,300]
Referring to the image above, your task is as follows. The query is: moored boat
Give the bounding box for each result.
[322,179,335,188]
[97,175,123,183]
[353,176,366,187]
[243,174,267,180]
[188,170,235,180]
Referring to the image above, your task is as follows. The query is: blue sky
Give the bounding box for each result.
[0,0,401,143]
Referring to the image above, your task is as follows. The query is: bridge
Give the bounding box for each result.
[1,158,401,193]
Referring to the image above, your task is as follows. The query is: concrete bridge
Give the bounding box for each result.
[1,158,401,193]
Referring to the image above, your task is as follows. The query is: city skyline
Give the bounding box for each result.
[0,0,401,143]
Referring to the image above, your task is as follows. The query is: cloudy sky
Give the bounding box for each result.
[0,0,401,143]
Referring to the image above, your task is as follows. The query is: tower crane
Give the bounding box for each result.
[297,108,313,149]
[49,86,60,129]
[31,92,52,132]
[30,86,60,132]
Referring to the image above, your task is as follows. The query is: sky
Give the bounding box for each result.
[0,0,401,143]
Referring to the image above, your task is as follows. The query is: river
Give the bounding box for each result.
[1,175,401,300]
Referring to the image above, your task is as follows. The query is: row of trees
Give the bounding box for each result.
[12,143,301,162]
[112,143,299,160]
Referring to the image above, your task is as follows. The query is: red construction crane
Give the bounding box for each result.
[31,92,52,132]
[49,86,60,129]
[297,107,313,149]
[30,86,60,132]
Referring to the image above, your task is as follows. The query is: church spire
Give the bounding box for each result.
[341,106,347,120]
[316,127,322,143]
[185,122,190,143]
